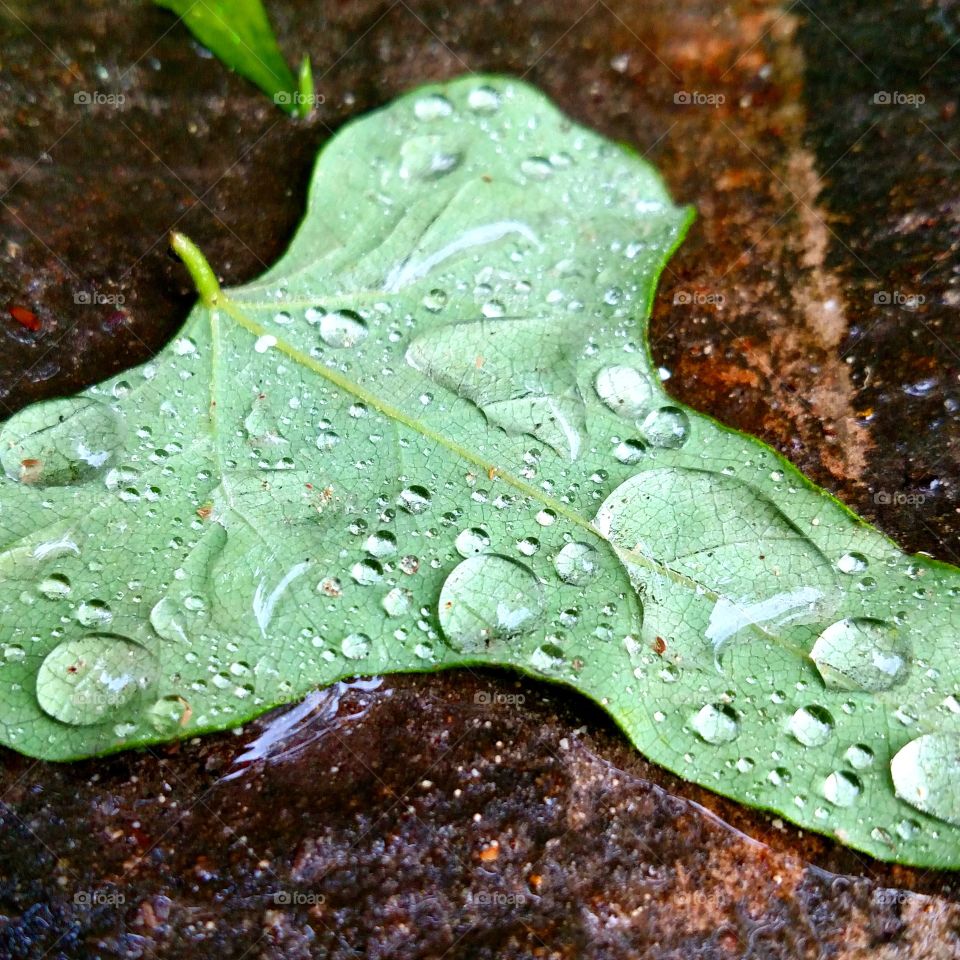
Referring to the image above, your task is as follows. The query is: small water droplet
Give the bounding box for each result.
[594,366,653,419]
[845,743,875,769]
[467,86,501,112]
[691,703,740,744]
[316,309,368,349]
[640,406,690,448]
[351,559,384,585]
[438,554,544,653]
[76,599,112,628]
[535,508,557,527]
[613,438,646,464]
[382,587,412,617]
[554,541,600,586]
[254,335,277,353]
[422,289,448,312]
[517,536,540,556]
[146,695,189,733]
[36,634,155,726]
[520,156,553,179]
[398,485,432,514]
[365,530,398,558]
[413,93,453,120]
[789,705,834,746]
[811,618,909,692]
[341,632,372,660]
[823,770,862,807]
[455,527,491,557]
[837,552,869,575]
[38,573,71,600]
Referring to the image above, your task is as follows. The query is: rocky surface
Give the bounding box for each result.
[1,0,958,957]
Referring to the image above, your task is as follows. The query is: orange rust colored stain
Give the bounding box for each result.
[478,841,500,862]
[19,459,43,483]
[196,503,213,520]
[9,305,40,331]
[653,636,667,655]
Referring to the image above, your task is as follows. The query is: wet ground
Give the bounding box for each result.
[1,0,959,957]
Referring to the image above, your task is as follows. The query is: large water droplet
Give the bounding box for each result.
[837,552,868,575]
[36,634,155,726]
[822,770,862,807]
[594,365,653,419]
[0,397,122,486]
[640,406,690,448]
[691,703,739,744]
[554,541,600,586]
[317,309,368,348]
[38,573,72,601]
[811,618,909,692]
[891,733,960,825]
[789,705,834,746]
[438,554,544,653]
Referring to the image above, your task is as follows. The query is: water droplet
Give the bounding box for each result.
[517,536,539,556]
[38,573,71,600]
[413,93,453,120]
[76,599,112,628]
[317,309,368,349]
[823,770,862,807]
[891,733,960,825]
[789,705,834,746]
[382,587,412,618]
[640,406,690,448]
[845,743,875,769]
[341,633,372,660]
[837,552,868,574]
[455,527,491,557]
[254,335,277,353]
[36,634,155,726]
[811,618,908,692]
[0,397,123,487]
[438,554,544,653]
[351,559,384,585]
[530,642,565,671]
[554,541,600,586]
[400,135,462,180]
[146,695,189,733]
[365,531,398,558]
[535,508,557,527]
[691,703,740,744]
[520,156,553,179]
[594,365,653,419]
[398,485,432,514]
[467,86,501,112]
[316,428,340,451]
[613,438,646,464]
[422,289,448,312]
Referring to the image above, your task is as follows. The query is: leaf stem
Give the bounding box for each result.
[170,232,220,307]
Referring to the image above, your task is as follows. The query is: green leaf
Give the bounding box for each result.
[2,76,959,868]
[154,0,298,113]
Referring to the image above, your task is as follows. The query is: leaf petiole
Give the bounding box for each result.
[170,232,221,307]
